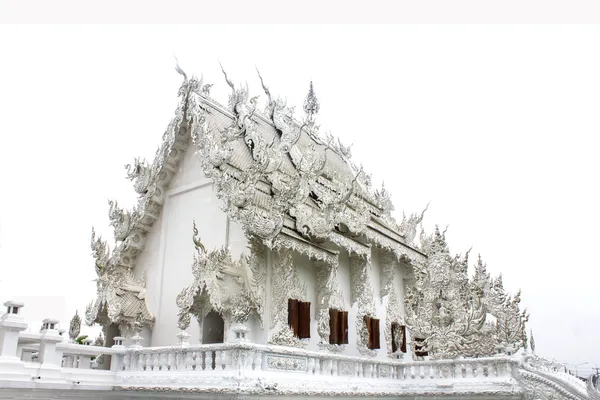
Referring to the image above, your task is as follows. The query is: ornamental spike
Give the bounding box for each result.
[174,55,187,83]
[303,81,320,120]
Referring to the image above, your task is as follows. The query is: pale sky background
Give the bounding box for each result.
[0,25,598,374]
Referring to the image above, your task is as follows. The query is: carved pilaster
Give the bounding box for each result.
[384,290,404,358]
[379,250,396,300]
[315,260,345,349]
[247,236,267,329]
[269,248,307,348]
[350,254,376,356]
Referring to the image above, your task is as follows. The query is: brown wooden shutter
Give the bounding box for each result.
[329,309,339,344]
[400,325,407,353]
[288,299,299,337]
[364,316,373,349]
[391,323,399,353]
[339,311,349,345]
[298,301,311,339]
[371,318,380,349]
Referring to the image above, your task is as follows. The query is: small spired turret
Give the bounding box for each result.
[303,81,320,122]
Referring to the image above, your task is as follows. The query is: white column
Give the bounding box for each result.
[0,301,33,384]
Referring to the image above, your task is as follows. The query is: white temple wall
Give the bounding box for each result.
[139,144,233,346]
[226,218,247,260]
[150,183,227,346]
[134,200,164,345]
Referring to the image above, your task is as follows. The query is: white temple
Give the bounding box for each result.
[1,63,599,400]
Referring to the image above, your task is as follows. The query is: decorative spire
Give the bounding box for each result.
[303,81,320,120]
[530,329,536,353]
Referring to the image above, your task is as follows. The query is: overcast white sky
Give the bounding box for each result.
[0,25,598,373]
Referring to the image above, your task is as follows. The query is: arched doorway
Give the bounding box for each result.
[202,310,225,344]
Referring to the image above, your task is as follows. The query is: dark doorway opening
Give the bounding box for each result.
[202,310,225,370]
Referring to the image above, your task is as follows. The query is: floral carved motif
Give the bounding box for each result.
[315,260,345,347]
[266,355,307,372]
[269,248,308,348]
[350,255,377,357]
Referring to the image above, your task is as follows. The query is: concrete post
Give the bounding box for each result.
[0,301,32,384]
[110,336,125,372]
[38,318,63,365]
[0,301,28,358]
[36,318,68,386]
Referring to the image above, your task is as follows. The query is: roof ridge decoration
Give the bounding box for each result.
[86,61,196,329]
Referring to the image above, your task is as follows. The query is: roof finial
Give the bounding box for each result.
[303,81,320,121]
[174,55,187,83]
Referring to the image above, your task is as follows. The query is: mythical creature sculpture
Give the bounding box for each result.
[107,200,133,242]
[398,203,429,244]
[124,157,155,196]
[90,228,110,274]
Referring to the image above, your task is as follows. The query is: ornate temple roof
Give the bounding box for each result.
[87,63,429,329]
[182,65,428,263]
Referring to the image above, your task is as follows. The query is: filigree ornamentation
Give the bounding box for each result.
[176,222,261,331]
[405,226,528,360]
[272,233,338,267]
[268,325,308,348]
[315,261,345,346]
[266,355,307,372]
[350,255,377,357]
[363,227,425,265]
[185,67,431,266]
[86,228,154,331]
[328,232,371,259]
[379,250,396,300]
[383,277,406,358]
[269,248,308,347]
[247,235,267,329]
